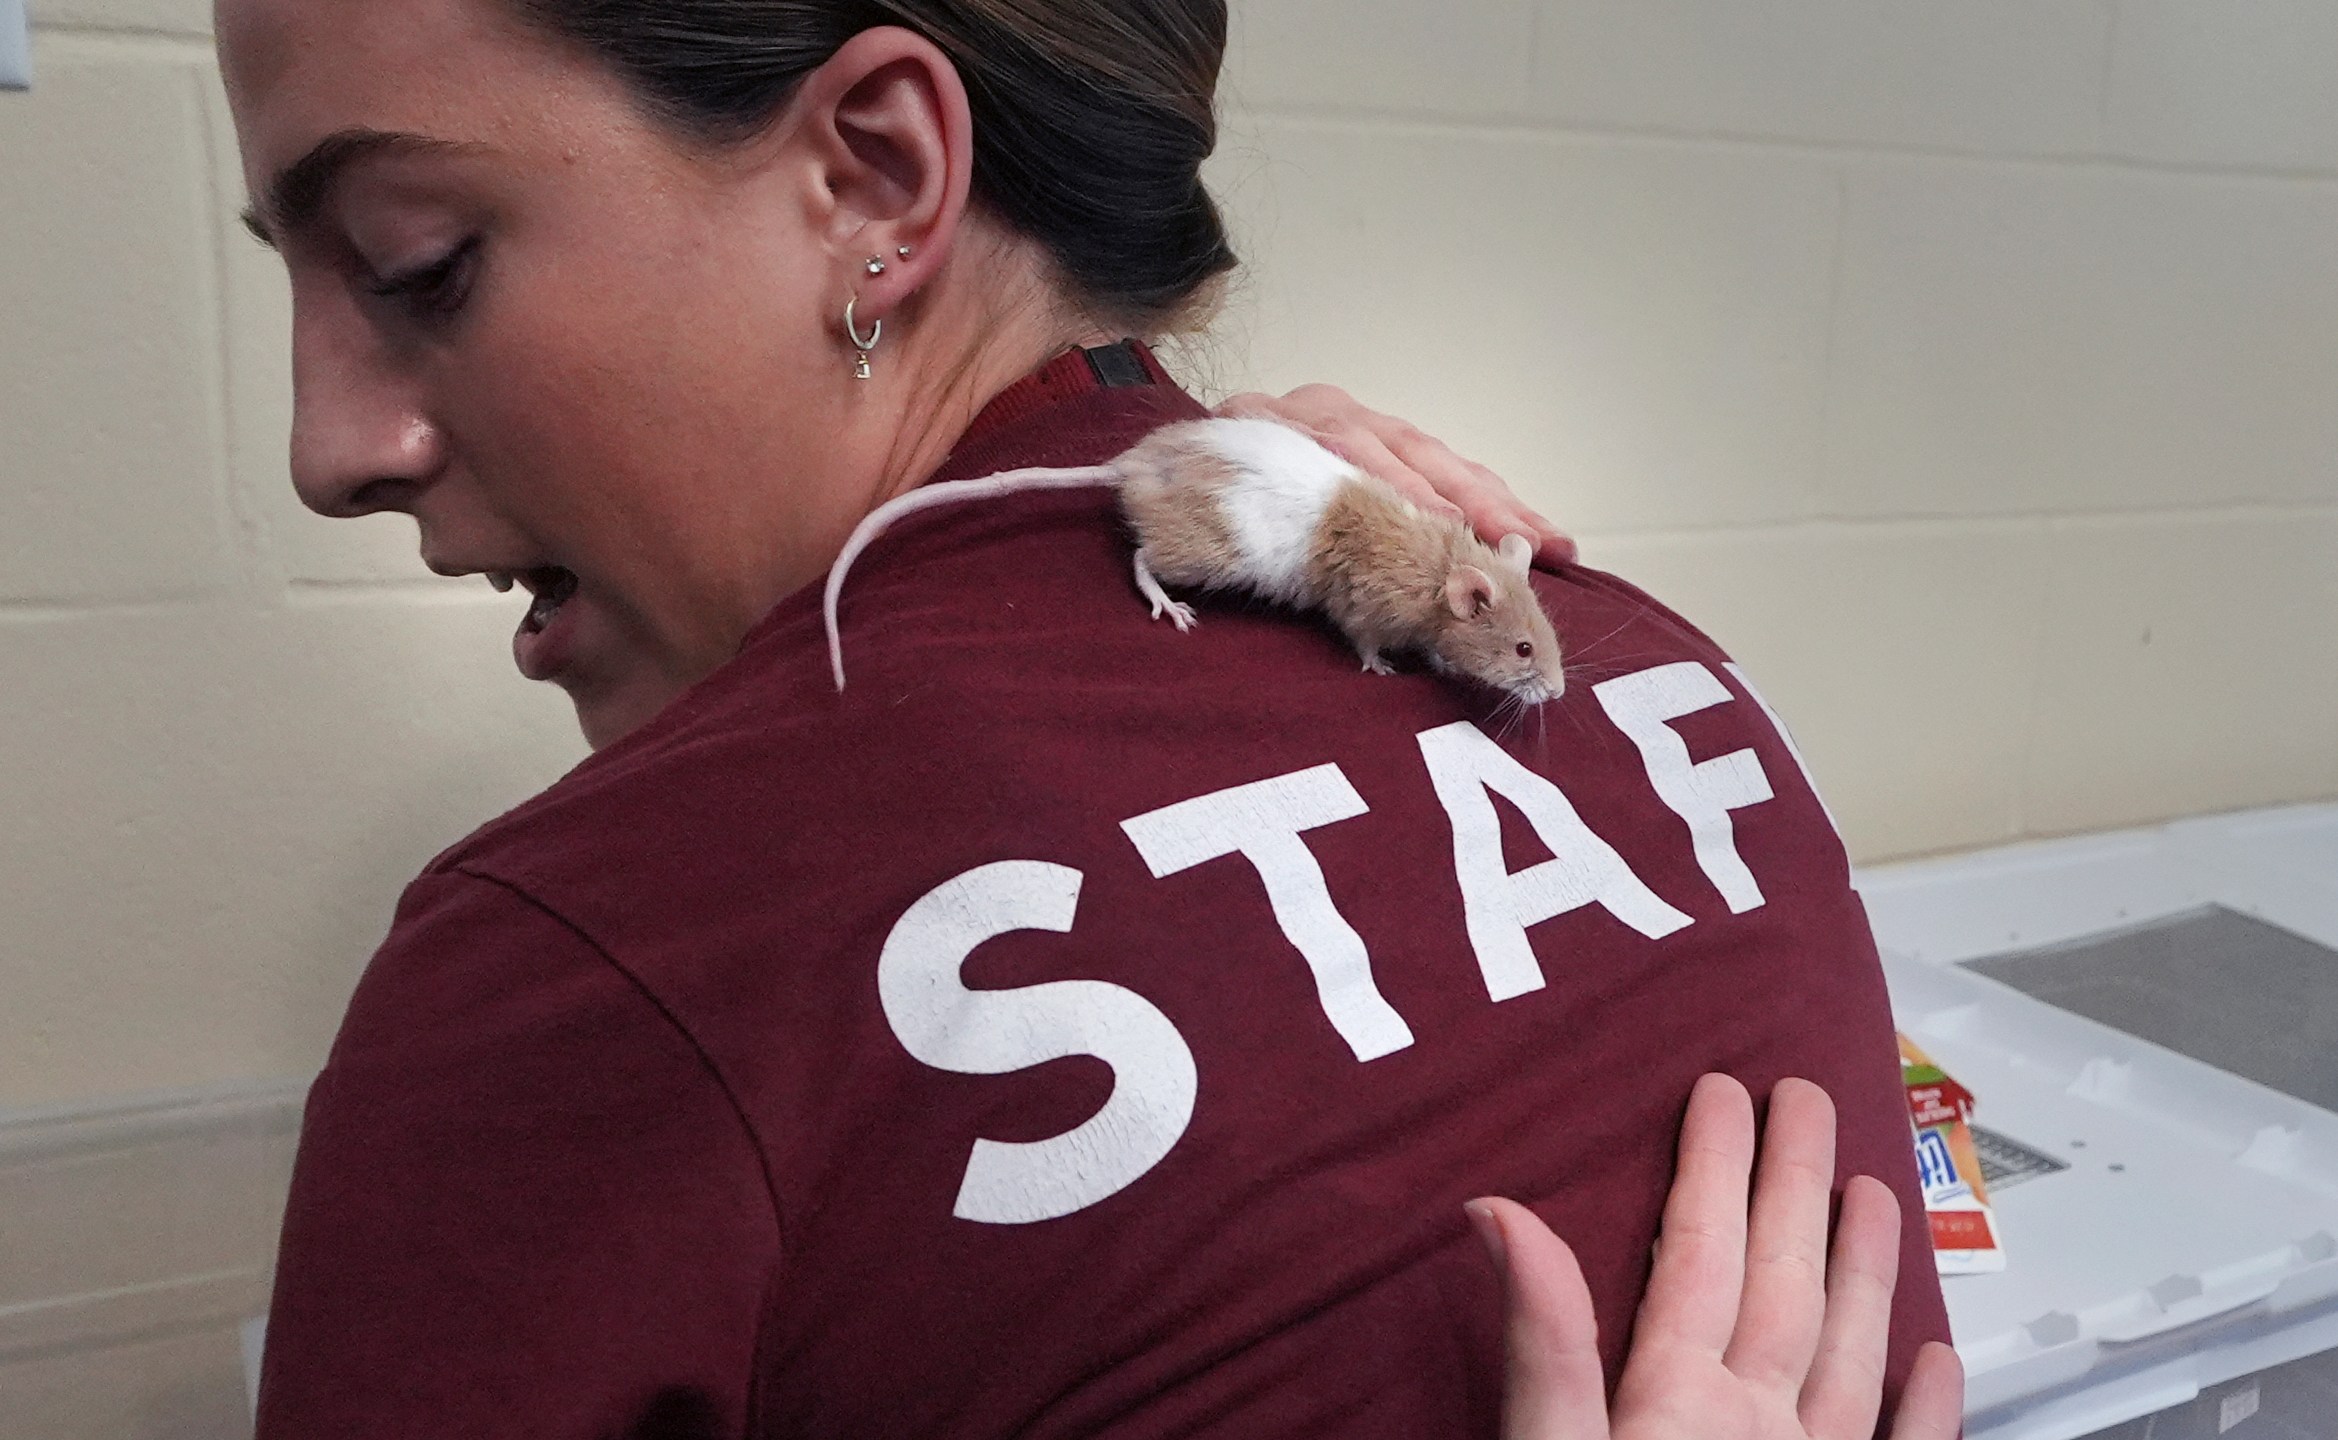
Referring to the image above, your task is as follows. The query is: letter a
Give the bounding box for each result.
[1417,722,1692,1002]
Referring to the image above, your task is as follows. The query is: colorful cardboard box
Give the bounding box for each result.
[1900,1033,2007,1275]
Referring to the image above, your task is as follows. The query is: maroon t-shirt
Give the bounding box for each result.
[257,352,1950,1439]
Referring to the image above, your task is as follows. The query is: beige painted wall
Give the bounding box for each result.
[4,0,2336,1111]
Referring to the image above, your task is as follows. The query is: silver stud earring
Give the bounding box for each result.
[897,245,914,259]
[844,295,883,381]
[865,256,887,276]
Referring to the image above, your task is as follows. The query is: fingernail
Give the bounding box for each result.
[1464,1200,1507,1269]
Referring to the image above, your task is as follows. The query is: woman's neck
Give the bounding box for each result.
[859,232,1128,513]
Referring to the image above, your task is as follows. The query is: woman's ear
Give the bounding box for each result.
[789,26,975,320]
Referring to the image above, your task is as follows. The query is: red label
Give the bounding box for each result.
[1929,1209,1998,1252]
[1904,1080,1975,1130]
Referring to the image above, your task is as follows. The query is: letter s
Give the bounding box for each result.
[877,861,1199,1225]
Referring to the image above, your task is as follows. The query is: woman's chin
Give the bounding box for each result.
[571,687,661,751]
[563,663,690,752]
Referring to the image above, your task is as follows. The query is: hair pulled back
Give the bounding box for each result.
[511,0,1238,330]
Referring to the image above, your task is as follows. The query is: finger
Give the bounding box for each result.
[1886,1342,1966,1440]
[1390,443,1549,555]
[1326,423,1468,524]
[1631,1073,1757,1359]
[1213,389,1300,423]
[1317,407,1539,546]
[1214,391,1467,517]
[1468,1198,1609,1440]
[1215,389,1580,566]
[1797,1175,1903,1440]
[1218,387,1471,517]
[1214,383,1367,436]
[1724,1077,1839,1392]
[1382,430,1576,564]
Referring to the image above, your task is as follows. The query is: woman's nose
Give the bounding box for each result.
[286,313,447,519]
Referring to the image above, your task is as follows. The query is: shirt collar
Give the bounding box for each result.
[951,340,1176,453]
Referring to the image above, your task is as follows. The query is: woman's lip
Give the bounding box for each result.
[512,586,585,682]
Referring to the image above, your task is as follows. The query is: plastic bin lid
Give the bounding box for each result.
[1859,806,2338,1440]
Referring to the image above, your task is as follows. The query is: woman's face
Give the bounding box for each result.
[217,0,902,748]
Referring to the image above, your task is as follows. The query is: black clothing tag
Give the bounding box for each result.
[1083,341,1152,389]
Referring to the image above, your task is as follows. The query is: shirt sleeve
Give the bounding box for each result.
[255,870,780,1440]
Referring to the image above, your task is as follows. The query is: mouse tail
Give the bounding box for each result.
[825,465,1123,691]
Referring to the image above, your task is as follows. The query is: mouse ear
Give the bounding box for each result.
[1498,533,1533,575]
[1444,565,1497,621]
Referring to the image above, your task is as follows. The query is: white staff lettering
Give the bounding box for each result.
[1596,662,1775,915]
[1122,764,1413,1062]
[1724,662,1842,840]
[882,662,1822,1223]
[877,860,1199,1226]
[1416,721,1694,1002]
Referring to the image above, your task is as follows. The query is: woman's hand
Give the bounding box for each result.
[1468,1074,1965,1440]
[1216,385,1578,567]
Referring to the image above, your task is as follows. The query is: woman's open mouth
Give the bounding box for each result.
[520,566,579,634]
[510,566,584,681]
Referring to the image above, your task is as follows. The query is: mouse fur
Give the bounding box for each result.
[824,417,1566,704]
[1117,419,1566,704]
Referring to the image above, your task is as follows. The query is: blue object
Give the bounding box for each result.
[0,0,27,91]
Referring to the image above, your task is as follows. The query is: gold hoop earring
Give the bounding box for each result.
[844,296,883,381]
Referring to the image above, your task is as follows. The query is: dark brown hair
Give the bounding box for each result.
[510,0,1238,330]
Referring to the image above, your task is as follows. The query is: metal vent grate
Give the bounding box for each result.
[1969,1125,2071,1191]
[1965,906,2338,1113]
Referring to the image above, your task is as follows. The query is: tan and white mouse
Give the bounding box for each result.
[824,416,1566,704]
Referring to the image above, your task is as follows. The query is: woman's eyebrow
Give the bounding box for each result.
[241,129,478,248]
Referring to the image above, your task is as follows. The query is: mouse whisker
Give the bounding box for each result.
[1560,651,1668,686]
[1561,613,1639,662]
[1492,693,1535,741]
[1556,697,1593,744]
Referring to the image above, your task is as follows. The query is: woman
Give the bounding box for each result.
[218,0,1959,1433]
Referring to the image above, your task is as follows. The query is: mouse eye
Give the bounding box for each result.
[1515,641,1534,658]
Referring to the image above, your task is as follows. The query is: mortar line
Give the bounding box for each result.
[283,577,504,603]
[29,23,209,57]
[1242,104,2338,188]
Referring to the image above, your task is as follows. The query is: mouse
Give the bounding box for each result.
[823,416,1566,705]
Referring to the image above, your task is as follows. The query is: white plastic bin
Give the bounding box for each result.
[1860,805,2338,1440]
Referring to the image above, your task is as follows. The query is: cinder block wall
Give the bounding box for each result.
[2,2,585,1112]
[6,0,2337,1110]
[1213,0,2338,866]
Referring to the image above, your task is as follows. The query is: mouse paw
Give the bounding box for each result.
[1133,552,1199,633]
[1359,652,1397,675]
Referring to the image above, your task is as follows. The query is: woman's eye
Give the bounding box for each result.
[363,238,479,320]
[1515,641,1534,658]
